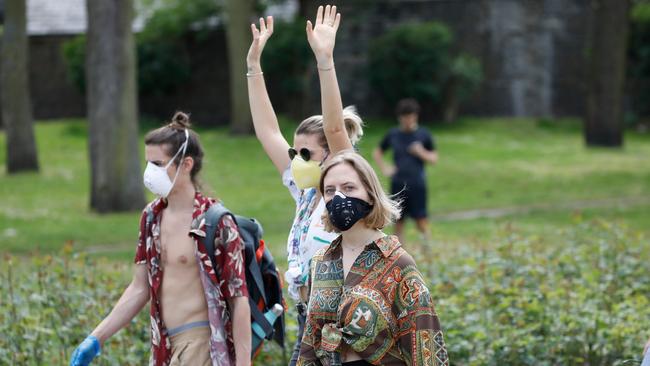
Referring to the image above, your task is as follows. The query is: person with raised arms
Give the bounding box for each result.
[246,5,363,365]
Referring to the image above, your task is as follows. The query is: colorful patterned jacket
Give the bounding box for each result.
[298,235,448,366]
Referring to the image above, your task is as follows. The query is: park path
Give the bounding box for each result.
[429,196,650,221]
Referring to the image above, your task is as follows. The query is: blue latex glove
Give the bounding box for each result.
[70,335,101,366]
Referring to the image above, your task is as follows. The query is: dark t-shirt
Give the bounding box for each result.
[379,127,435,184]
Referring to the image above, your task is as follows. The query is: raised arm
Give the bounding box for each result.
[306,5,351,154]
[247,16,291,174]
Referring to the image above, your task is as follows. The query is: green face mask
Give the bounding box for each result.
[290,156,321,189]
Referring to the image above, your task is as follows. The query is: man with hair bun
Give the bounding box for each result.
[70,112,251,366]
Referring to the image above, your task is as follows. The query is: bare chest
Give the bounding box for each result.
[159,214,196,268]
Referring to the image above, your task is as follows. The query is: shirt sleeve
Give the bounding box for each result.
[379,131,392,152]
[423,130,436,151]
[214,214,249,299]
[134,209,148,265]
[395,267,448,366]
[285,252,303,301]
[282,164,302,203]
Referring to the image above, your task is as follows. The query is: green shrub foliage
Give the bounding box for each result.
[368,22,482,118]
[427,221,649,365]
[1,222,648,365]
[262,18,312,99]
[61,0,218,96]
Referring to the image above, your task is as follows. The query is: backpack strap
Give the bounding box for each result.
[204,203,229,269]
[235,215,274,338]
[237,216,267,305]
[203,203,275,340]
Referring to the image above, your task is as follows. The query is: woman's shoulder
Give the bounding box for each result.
[381,237,420,274]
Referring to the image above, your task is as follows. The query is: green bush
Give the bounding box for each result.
[425,221,649,365]
[0,245,294,365]
[261,18,312,118]
[0,246,149,365]
[262,18,311,98]
[62,35,191,96]
[61,36,86,93]
[136,39,192,96]
[2,222,647,365]
[61,0,219,96]
[368,22,482,120]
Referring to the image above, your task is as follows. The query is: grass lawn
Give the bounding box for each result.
[1,117,649,265]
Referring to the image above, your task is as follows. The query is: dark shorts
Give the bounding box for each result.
[391,180,428,220]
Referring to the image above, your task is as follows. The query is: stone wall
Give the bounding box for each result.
[301,0,592,118]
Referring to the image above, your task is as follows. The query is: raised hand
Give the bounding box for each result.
[247,16,274,69]
[306,5,341,67]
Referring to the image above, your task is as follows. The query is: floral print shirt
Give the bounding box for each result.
[298,235,448,366]
[283,166,338,300]
[134,192,248,366]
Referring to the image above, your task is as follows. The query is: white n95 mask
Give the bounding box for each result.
[143,129,189,198]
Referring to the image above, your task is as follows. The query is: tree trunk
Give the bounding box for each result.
[225,0,254,134]
[86,0,144,212]
[442,78,460,124]
[584,0,630,147]
[1,0,39,173]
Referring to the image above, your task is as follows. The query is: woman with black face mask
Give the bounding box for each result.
[296,151,449,366]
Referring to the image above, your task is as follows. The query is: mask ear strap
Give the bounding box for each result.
[164,130,190,168]
[167,129,190,190]
[181,129,189,156]
[320,151,329,167]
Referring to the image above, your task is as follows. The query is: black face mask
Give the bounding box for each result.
[326,192,373,232]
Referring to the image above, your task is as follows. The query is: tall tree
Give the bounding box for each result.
[225,0,255,134]
[585,0,631,147]
[86,0,144,212]
[1,0,39,173]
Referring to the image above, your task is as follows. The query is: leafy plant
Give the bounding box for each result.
[61,36,86,93]
[261,18,312,118]
[368,22,482,121]
[2,222,647,365]
[423,221,650,365]
[61,0,221,97]
[0,242,293,365]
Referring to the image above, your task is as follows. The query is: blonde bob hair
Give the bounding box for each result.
[319,151,401,232]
